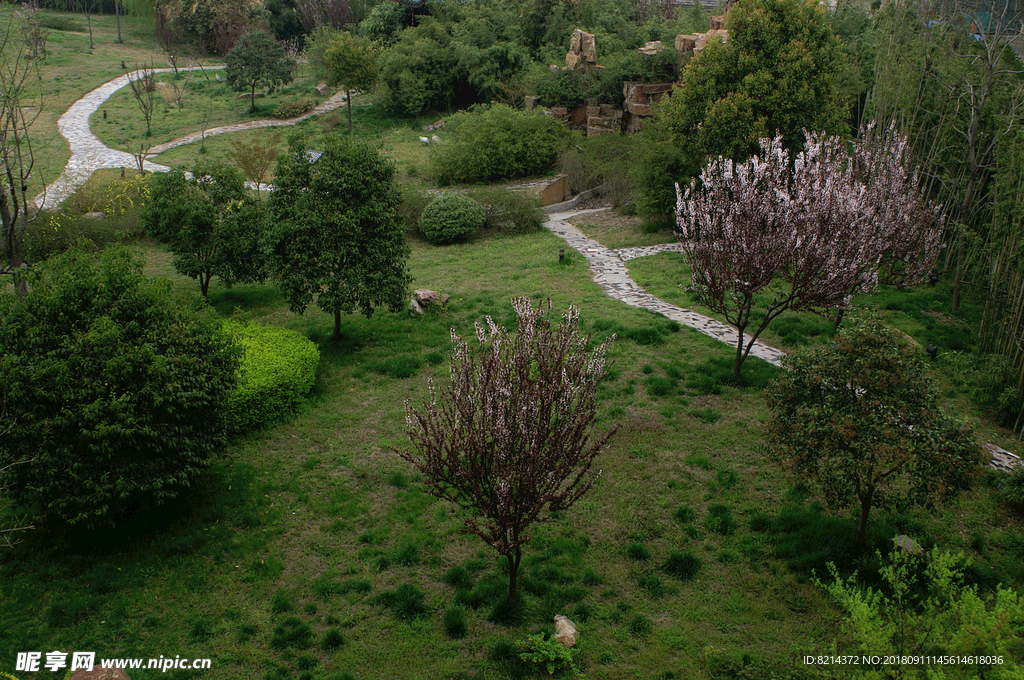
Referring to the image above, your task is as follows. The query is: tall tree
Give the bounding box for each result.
[657,0,849,164]
[226,31,296,114]
[0,14,43,297]
[141,161,267,298]
[765,317,983,544]
[321,31,377,134]
[675,127,943,378]
[394,298,617,607]
[267,136,410,339]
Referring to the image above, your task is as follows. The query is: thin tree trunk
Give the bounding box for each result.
[507,546,522,606]
[346,89,352,135]
[856,492,872,545]
[333,309,341,339]
[115,0,122,43]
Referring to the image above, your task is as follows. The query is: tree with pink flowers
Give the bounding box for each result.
[675,124,944,380]
[393,298,617,609]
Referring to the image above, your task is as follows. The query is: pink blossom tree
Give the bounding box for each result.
[675,124,943,380]
[393,298,617,609]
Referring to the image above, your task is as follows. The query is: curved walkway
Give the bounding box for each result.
[29,74,1022,472]
[35,66,352,209]
[545,207,786,368]
[544,207,1021,472]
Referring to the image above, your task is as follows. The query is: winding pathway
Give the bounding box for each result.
[30,69,1023,473]
[35,66,352,209]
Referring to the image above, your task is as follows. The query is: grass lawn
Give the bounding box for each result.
[3,10,1023,678]
[2,221,1023,680]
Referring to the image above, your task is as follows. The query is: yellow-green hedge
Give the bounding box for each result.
[225,321,320,432]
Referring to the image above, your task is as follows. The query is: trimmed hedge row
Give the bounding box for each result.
[225,321,320,432]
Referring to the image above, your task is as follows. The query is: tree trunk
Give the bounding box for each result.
[733,325,746,381]
[200,274,210,298]
[250,84,257,114]
[855,492,873,545]
[346,89,353,135]
[833,306,846,333]
[333,309,341,340]
[507,546,522,606]
[115,0,122,43]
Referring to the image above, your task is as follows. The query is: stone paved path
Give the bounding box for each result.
[30,76,1022,472]
[545,208,786,368]
[545,207,1021,471]
[35,66,352,209]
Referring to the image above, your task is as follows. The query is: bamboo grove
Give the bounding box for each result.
[861,0,1024,432]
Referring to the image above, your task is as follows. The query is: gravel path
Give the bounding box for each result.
[34,66,351,209]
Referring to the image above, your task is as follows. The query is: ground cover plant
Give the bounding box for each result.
[3,2,1024,677]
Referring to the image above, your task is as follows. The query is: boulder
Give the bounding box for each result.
[539,174,568,205]
[893,534,924,555]
[70,668,131,680]
[638,40,664,56]
[710,15,726,30]
[569,104,589,126]
[524,96,541,111]
[549,106,568,119]
[565,51,580,69]
[83,211,106,220]
[408,298,424,317]
[554,615,577,649]
[579,31,597,63]
[414,289,441,306]
[316,83,329,96]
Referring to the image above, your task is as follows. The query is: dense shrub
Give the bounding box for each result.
[40,15,84,31]
[465,187,544,235]
[630,136,696,223]
[418,193,486,244]
[274,98,316,118]
[0,246,240,528]
[429,104,572,185]
[224,321,320,433]
[25,174,151,263]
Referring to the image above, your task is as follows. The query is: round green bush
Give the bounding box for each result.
[0,246,240,528]
[418,194,486,245]
[224,321,320,432]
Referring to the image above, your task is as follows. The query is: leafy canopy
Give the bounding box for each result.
[765,316,983,544]
[141,161,267,298]
[226,31,296,112]
[657,0,849,163]
[0,246,240,529]
[267,135,410,339]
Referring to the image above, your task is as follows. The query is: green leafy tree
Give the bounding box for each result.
[268,136,410,340]
[322,32,378,135]
[226,31,297,113]
[816,546,1024,677]
[657,0,849,163]
[765,317,983,545]
[142,161,267,298]
[0,246,240,529]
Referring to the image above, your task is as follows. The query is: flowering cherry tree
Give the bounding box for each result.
[675,124,943,379]
[393,298,617,608]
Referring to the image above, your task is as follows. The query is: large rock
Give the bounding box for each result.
[315,83,329,96]
[566,28,597,69]
[408,298,425,317]
[554,615,577,648]
[70,669,131,680]
[540,174,569,205]
[638,40,664,56]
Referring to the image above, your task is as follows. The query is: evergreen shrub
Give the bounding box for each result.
[429,104,572,185]
[273,98,316,118]
[225,321,320,432]
[0,246,240,528]
[418,193,486,244]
